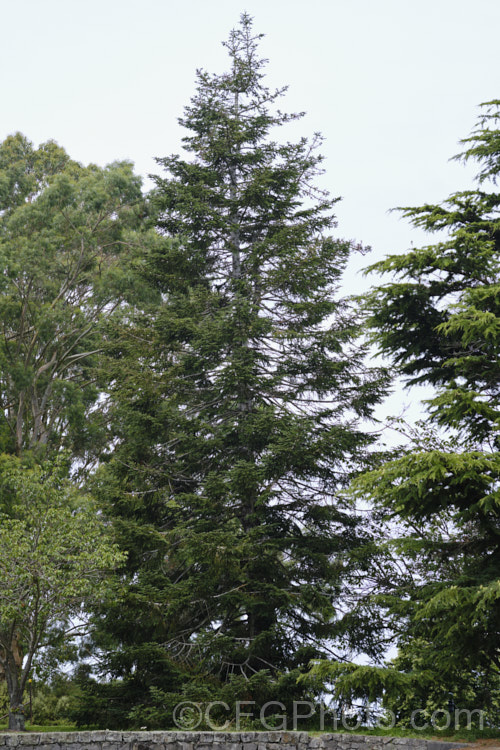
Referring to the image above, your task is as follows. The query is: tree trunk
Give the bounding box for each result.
[2,644,26,731]
[8,706,25,732]
[6,674,25,730]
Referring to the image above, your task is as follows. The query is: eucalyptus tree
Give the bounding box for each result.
[0,132,149,463]
[0,133,151,725]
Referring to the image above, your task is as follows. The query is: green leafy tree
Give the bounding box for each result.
[0,133,153,724]
[0,132,150,463]
[309,101,500,725]
[0,455,124,731]
[89,14,388,724]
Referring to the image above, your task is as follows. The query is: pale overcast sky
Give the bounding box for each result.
[2,0,499,269]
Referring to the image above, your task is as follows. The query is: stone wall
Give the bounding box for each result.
[0,732,467,750]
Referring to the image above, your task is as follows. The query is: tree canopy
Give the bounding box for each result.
[1,19,499,737]
[307,100,500,728]
[83,13,388,725]
[0,455,124,730]
[0,133,150,462]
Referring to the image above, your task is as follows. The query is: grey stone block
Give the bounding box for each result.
[18,737,39,747]
[75,735,93,745]
[105,734,124,743]
[88,733,108,743]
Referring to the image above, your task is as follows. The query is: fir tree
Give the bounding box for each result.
[89,15,387,723]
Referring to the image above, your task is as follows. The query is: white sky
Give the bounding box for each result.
[3,0,499,265]
[3,0,498,429]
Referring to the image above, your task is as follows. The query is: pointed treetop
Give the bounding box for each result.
[454,99,500,184]
[221,12,267,94]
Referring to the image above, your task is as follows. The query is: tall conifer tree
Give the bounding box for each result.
[91,15,387,722]
[306,101,500,726]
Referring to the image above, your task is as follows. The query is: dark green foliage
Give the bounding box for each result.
[73,667,315,730]
[310,101,500,724]
[305,650,500,729]
[88,15,388,724]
